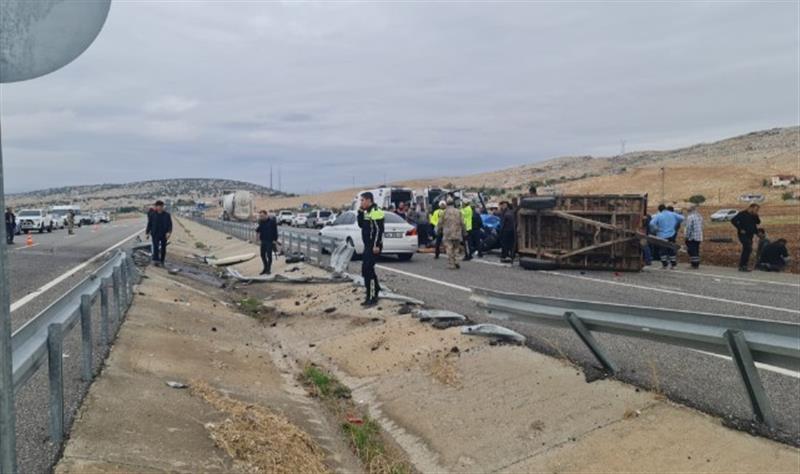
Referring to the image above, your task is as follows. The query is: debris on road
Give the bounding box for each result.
[166,381,188,389]
[461,324,526,344]
[414,309,466,322]
[204,253,256,267]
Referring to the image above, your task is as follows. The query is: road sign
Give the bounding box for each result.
[0,0,112,83]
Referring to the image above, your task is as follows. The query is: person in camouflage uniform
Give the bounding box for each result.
[438,199,466,270]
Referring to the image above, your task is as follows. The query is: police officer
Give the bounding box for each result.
[4,207,15,244]
[430,201,446,259]
[67,210,75,235]
[460,199,473,261]
[255,210,278,275]
[357,192,384,307]
[145,200,172,266]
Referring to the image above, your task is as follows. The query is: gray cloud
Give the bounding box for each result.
[1,1,797,193]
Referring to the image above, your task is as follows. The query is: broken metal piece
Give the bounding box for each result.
[414,309,466,321]
[461,324,526,343]
[329,242,355,274]
[204,253,256,267]
[166,381,188,389]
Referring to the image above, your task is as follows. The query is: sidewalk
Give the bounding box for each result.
[56,218,799,473]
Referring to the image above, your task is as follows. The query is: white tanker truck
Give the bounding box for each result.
[220,191,254,221]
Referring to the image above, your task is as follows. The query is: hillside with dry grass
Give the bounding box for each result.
[258,126,799,210]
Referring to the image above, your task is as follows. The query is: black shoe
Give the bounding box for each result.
[738,267,751,272]
[360,299,378,307]
[434,255,439,259]
[455,263,461,269]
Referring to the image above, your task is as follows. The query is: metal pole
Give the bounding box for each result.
[112,267,122,326]
[80,295,93,381]
[47,323,64,445]
[0,115,17,473]
[100,278,110,346]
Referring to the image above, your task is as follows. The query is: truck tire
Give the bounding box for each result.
[397,253,413,262]
[520,196,557,210]
[39,225,45,234]
[519,257,559,271]
[47,224,53,233]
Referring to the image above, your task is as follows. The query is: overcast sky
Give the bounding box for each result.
[1,1,797,194]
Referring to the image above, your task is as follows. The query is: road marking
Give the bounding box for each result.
[472,258,511,268]
[376,265,471,292]
[643,266,800,288]
[542,271,800,315]
[10,227,143,313]
[691,349,800,379]
[10,243,40,251]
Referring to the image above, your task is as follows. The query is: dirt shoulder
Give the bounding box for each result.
[57,217,799,473]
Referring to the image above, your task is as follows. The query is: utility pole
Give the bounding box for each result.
[278,167,282,192]
[620,139,626,156]
[660,167,666,204]
[269,165,273,190]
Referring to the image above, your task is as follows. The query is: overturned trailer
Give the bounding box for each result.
[516,194,675,271]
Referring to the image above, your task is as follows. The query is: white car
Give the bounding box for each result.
[291,213,309,227]
[320,211,416,261]
[710,208,738,222]
[17,209,54,233]
[277,210,294,225]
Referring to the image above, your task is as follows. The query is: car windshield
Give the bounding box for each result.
[51,209,71,217]
[319,211,331,217]
[19,211,40,217]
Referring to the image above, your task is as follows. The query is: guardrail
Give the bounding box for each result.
[471,288,800,429]
[2,250,138,471]
[187,216,341,269]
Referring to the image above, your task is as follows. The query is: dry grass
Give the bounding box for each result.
[191,381,330,474]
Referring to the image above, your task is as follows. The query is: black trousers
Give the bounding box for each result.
[500,231,515,259]
[361,248,380,301]
[686,240,701,268]
[469,229,482,257]
[151,234,168,262]
[738,233,753,269]
[434,233,443,257]
[5,224,13,244]
[417,223,429,247]
[260,241,274,273]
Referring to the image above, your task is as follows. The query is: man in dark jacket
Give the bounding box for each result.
[145,200,172,266]
[5,207,15,244]
[498,201,516,263]
[731,203,761,271]
[357,192,384,307]
[757,238,790,272]
[255,210,278,274]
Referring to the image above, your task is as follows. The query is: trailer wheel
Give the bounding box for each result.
[520,196,557,210]
[519,257,559,271]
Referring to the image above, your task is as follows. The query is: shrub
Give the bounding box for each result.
[688,195,706,205]
[781,191,795,201]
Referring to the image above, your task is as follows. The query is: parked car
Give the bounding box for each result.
[77,213,95,225]
[291,213,308,227]
[319,211,416,261]
[17,209,54,233]
[306,210,335,228]
[710,208,739,222]
[277,210,294,225]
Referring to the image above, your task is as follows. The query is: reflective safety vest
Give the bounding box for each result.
[461,205,473,232]
[430,209,444,227]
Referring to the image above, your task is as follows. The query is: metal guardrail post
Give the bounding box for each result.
[119,261,129,310]
[47,323,64,445]
[112,267,122,325]
[725,330,776,428]
[564,312,617,374]
[305,235,311,260]
[79,295,93,382]
[100,278,111,346]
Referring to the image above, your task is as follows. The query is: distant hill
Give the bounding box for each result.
[259,125,799,210]
[8,178,292,209]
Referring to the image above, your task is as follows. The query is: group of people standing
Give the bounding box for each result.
[644,202,791,273]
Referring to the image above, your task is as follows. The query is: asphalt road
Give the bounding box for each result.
[5,218,145,474]
[285,224,800,443]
